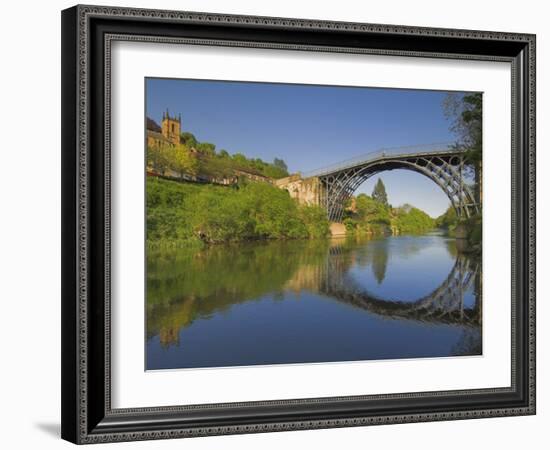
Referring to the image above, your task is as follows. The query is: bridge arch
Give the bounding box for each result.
[318,151,479,222]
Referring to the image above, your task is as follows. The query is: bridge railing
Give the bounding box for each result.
[303,142,461,178]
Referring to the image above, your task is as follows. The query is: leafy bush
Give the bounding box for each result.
[355,194,391,225]
[344,193,434,235]
[147,177,330,246]
[394,206,435,233]
[435,206,458,230]
[299,205,331,239]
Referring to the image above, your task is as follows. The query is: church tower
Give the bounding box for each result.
[161,109,181,145]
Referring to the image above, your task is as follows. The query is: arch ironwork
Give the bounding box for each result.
[306,146,480,222]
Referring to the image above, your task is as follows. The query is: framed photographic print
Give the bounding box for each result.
[61,5,536,444]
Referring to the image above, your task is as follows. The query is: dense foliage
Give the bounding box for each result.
[147,177,329,247]
[343,193,434,235]
[147,121,289,180]
[147,143,199,179]
[199,150,289,179]
[435,206,458,231]
[393,205,435,233]
[442,92,482,254]
[435,205,481,252]
[343,194,390,234]
[443,93,482,165]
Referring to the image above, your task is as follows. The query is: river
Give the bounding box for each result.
[146,232,481,370]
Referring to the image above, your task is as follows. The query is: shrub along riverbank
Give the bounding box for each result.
[147,177,330,248]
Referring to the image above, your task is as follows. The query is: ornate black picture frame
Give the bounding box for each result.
[61,4,536,444]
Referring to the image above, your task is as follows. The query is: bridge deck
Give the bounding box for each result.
[303,142,461,178]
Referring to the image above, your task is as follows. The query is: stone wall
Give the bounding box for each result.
[234,169,273,184]
[275,174,324,206]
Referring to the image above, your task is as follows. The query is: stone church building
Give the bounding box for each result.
[147,110,181,149]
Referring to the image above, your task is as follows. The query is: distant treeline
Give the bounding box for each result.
[343,179,435,235]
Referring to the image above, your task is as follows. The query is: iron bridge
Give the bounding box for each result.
[303,143,480,222]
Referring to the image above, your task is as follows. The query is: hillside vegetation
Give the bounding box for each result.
[147,177,329,247]
[147,122,289,181]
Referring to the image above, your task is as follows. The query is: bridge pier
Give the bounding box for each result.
[329,222,347,237]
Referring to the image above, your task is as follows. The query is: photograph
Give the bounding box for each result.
[144,79,483,370]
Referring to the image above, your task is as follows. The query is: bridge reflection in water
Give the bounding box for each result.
[316,243,480,326]
[146,234,481,370]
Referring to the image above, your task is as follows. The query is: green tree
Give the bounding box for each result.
[147,143,172,175]
[435,206,457,230]
[273,158,288,173]
[348,193,391,234]
[371,178,388,207]
[298,205,331,238]
[355,194,388,222]
[196,142,216,156]
[344,192,433,236]
[394,206,434,233]
[443,92,482,164]
[180,132,198,149]
[232,153,248,166]
[443,92,482,204]
[262,164,288,179]
[170,144,198,179]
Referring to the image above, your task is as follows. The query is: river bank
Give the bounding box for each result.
[147,177,438,248]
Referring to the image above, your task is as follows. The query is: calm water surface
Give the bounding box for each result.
[146,233,481,370]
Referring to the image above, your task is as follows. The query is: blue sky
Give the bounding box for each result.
[146,78,466,217]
